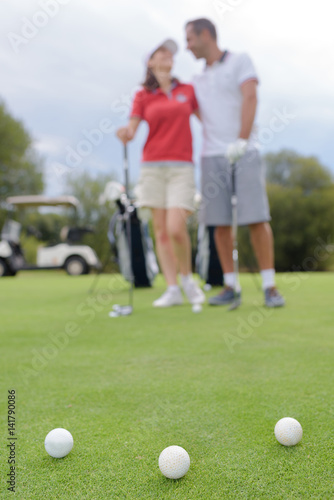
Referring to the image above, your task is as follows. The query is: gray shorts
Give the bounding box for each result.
[200,151,271,226]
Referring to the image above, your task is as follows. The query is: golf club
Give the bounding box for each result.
[109,304,133,317]
[109,144,134,317]
[228,161,242,311]
[123,143,134,312]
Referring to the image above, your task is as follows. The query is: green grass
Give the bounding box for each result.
[1,271,334,499]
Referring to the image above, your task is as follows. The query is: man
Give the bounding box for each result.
[185,18,285,307]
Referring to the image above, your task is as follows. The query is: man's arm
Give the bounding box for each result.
[239,79,257,140]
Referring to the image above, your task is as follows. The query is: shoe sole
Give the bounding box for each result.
[189,297,206,305]
[208,301,234,306]
[208,296,236,306]
[183,290,205,305]
[153,301,183,308]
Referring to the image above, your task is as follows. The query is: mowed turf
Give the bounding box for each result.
[1,271,334,499]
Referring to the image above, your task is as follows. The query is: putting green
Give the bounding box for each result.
[1,271,333,499]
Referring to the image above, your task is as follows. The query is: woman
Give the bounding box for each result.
[116,39,204,307]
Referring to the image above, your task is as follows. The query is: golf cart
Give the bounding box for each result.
[0,195,101,277]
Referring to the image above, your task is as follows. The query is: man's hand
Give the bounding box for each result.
[226,138,248,163]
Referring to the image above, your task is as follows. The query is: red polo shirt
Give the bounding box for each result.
[130,81,198,162]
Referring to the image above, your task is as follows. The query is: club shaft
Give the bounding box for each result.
[124,144,129,198]
[231,163,239,290]
[124,143,134,309]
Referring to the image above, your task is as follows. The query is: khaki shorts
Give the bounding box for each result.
[134,163,196,212]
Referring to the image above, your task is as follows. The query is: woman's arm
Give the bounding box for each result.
[116,116,141,144]
[193,109,201,121]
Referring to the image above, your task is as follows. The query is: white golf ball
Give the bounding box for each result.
[192,304,202,313]
[159,445,190,479]
[44,428,73,458]
[274,417,303,446]
[109,311,119,318]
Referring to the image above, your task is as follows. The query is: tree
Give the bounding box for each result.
[264,150,332,193]
[0,100,44,200]
[64,171,119,269]
[59,152,334,274]
[267,184,334,271]
[23,212,68,244]
[237,151,334,272]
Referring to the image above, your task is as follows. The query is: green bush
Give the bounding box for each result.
[19,234,39,264]
[267,184,334,271]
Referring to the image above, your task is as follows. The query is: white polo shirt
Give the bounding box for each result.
[193,51,259,157]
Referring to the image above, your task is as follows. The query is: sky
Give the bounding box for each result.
[1,0,333,196]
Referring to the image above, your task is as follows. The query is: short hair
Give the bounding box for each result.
[186,18,217,40]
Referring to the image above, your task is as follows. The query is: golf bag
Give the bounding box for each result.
[108,200,158,287]
[196,225,224,286]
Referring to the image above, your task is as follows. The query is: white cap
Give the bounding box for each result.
[145,38,178,66]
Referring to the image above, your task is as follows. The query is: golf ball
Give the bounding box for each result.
[159,445,190,479]
[192,304,202,313]
[274,417,303,446]
[44,428,73,458]
[109,311,119,318]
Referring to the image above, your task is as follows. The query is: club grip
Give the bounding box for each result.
[231,162,236,195]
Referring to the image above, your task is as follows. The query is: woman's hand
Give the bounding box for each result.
[193,109,201,121]
[116,117,141,144]
[116,126,134,145]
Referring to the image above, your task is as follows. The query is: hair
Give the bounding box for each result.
[142,48,178,91]
[186,18,217,40]
[142,69,178,92]
[142,68,160,91]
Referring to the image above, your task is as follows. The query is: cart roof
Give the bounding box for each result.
[6,195,80,209]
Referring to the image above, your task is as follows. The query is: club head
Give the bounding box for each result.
[109,305,133,317]
[118,305,133,316]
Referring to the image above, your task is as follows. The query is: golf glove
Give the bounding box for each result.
[226,139,248,163]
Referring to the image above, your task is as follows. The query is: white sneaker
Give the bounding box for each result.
[182,278,205,305]
[153,288,183,308]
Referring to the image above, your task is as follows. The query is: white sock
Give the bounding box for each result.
[224,272,236,288]
[180,274,192,286]
[168,285,180,293]
[261,269,275,290]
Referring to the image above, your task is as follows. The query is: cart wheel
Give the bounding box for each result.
[64,256,89,275]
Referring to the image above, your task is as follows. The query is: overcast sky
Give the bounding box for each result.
[1,0,333,195]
